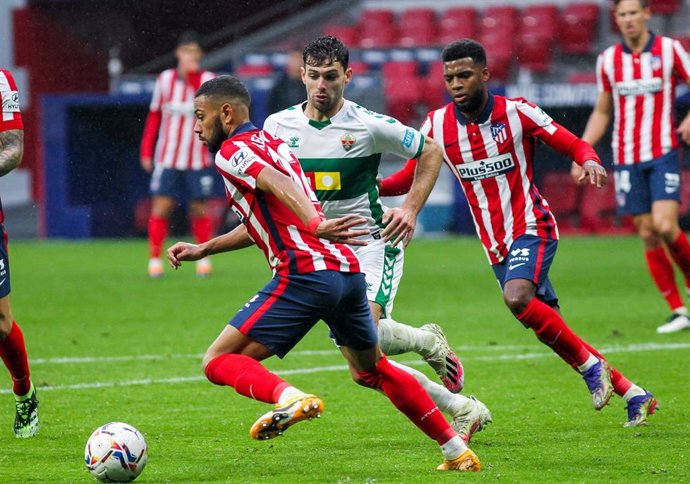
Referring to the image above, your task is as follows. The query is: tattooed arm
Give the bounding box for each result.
[0,129,23,177]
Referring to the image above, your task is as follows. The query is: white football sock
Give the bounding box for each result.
[377,318,436,357]
[673,306,689,316]
[577,353,599,373]
[440,435,468,460]
[277,386,306,404]
[387,360,472,416]
[622,384,646,402]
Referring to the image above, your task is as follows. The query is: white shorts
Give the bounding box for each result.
[355,239,404,317]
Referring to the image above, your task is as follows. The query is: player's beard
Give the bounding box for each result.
[205,117,227,153]
[456,88,484,115]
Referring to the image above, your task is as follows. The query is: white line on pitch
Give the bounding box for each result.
[2,341,689,394]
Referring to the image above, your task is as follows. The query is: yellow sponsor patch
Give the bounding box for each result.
[314,172,341,190]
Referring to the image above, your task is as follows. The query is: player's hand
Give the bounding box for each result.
[314,214,369,246]
[140,157,153,173]
[677,115,690,145]
[570,161,585,184]
[167,242,207,269]
[382,207,416,248]
[578,160,607,188]
[375,176,383,191]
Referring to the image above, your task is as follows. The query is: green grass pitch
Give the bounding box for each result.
[1,236,689,483]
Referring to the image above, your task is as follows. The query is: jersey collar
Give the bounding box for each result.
[621,31,655,54]
[230,121,258,138]
[454,93,494,126]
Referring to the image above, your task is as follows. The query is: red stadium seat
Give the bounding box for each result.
[517,6,558,74]
[567,71,598,83]
[381,61,423,125]
[560,3,600,55]
[323,24,359,47]
[578,176,634,233]
[652,0,680,15]
[359,9,397,48]
[480,34,514,81]
[438,7,477,45]
[398,8,438,47]
[348,60,370,74]
[235,63,273,77]
[540,172,582,232]
[481,6,519,37]
[422,62,447,108]
[521,5,559,41]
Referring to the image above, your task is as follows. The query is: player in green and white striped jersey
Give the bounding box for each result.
[264,36,491,442]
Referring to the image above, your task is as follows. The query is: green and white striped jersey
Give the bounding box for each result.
[264,99,424,241]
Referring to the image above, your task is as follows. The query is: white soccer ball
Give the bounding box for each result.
[84,422,148,482]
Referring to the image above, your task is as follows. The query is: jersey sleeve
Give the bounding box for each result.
[149,73,164,112]
[216,143,271,189]
[0,69,23,132]
[671,39,690,83]
[595,53,611,93]
[514,99,558,138]
[367,112,425,160]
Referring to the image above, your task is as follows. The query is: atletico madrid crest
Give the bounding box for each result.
[491,123,507,144]
[341,133,356,151]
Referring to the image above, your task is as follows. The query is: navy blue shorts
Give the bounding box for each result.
[229,271,377,358]
[0,224,10,298]
[150,166,216,199]
[613,149,682,216]
[492,234,559,306]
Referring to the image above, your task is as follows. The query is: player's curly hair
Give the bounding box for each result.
[441,39,487,67]
[613,0,648,7]
[303,35,349,70]
[195,75,251,107]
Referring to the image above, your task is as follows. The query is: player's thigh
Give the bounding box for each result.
[228,273,334,359]
[613,164,650,216]
[356,240,404,318]
[324,272,378,353]
[186,168,216,201]
[498,235,559,305]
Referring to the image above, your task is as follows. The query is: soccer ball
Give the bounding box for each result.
[84,422,148,482]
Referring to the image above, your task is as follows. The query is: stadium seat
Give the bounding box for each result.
[235,63,274,77]
[323,24,359,47]
[481,6,519,38]
[540,172,582,232]
[398,8,438,47]
[675,35,690,52]
[560,3,600,55]
[381,61,423,125]
[652,0,680,15]
[422,61,447,108]
[438,7,477,45]
[359,9,397,48]
[348,60,370,74]
[521,5,559,41]
[578,176,634,233]
[480,34,513,81]
[518,34,553,73]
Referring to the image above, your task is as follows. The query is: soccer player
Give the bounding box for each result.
[166,75,480,471]
[140,31,216,278]
[379,39,657,427]
[264,36,491,439]
[0,68,38,437]
[573,0,690,334]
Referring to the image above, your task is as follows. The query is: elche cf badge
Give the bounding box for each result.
[341,133,356,151]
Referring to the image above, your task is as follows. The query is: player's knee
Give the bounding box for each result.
[0,312,11,338]
[503,291,532,315]
[653,219,678,242]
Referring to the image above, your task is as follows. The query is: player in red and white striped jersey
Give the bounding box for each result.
[576,0,690,333]
[0,68,39,437]
[140,32,217,278]
[381,39,656,427]
[165,75,481,471]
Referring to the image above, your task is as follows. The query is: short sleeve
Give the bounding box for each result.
[0,69,23,132]
[366,111,425,160]
[216,144,270,188]
[596,53,611,93]
[515,99,557,138]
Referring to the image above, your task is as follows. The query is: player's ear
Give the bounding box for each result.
[344,67,353,85]
[220,102,234,125]
[482,66,490,83]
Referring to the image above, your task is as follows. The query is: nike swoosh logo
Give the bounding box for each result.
[508,263,525,270]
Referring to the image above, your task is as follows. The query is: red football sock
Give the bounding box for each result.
[516,298,591,366]
[645,247,683,310]
[0,321,31,396]
[148,216,168,258]
[356,356,456,445]
[204,353,288,404]
[667,232,690,288]
[191,215,213,245]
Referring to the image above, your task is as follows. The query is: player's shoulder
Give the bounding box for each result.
[265,104,301,125]
[0,68,17,86]
[344,100,395,125]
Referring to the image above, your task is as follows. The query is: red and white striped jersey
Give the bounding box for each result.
[0,68,23,225]
[0,69,22,132]
[140,68,215,170]
[422,95,565,265]
[215,123,362,276]
[596,34,690,165]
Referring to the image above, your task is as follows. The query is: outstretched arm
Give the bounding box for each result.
[167,224,254,269]
[382,136,441,247]
[0,129,23,177]
[256,166,369,245]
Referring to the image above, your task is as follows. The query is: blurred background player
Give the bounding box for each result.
[0,68,38,438]
[167,75,481,471]
[573,0,690,334]
[263,37,492,442]
[380,39,657,428]
[266,48,305,114]
[140,31,216,278]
